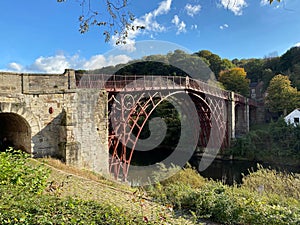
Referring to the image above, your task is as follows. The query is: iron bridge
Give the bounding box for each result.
[78,74,256,181]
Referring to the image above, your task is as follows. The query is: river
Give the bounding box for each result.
[190,157,300,185]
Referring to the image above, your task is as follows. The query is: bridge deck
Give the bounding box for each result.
[77,74,256,105]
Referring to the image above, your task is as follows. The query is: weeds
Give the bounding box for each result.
[0,150,166,224]
[0,148,49,194]
[242,164,300,199]
[147,164,300,225]
[2,149,300,224]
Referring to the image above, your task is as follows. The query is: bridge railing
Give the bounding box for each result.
[78,74,185,90]
[233,92,258,106]
[188,79,229,99]
[77,74,230,99]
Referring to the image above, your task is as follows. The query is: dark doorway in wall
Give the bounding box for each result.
[0,113,31,153]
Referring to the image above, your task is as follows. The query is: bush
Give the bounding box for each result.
[229,118,300,164]
[0,150,162,225]
[160,165,207,188]
[0,148,50,193]
[147,166,300,224]
[242,164,300,199]
[147,165,207,208]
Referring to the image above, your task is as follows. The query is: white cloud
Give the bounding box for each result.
[172,15,186,35]
[154,0,172,16]
[260,0,269,6]
[82,55,107,70]
[177,21,186,34]
[29,55,70,74]
[219,0,248,16]
[185,4,201,17]
[136,0,172,33]
[112,0,173,51]
[191,24,198,30]
[82,54,131,70]
[8,62,23,72]
[261,0,281,8]
[220,23,229,30]
[108,55,132,66]
[4,53,131,73]
[294,42,300,47]
[172,15,180,26]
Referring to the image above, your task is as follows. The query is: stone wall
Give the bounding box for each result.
[0,73,22,94]
[63,89,108,173]
[0,70,108,174]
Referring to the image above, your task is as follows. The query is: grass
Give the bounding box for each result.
[35,158,199,224]
[1,150,202,224]
[4,149,299,224]
[38,157,125,189]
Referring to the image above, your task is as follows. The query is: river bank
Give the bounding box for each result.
[190,154,300,185]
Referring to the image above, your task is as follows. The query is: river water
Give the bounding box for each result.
[190,157,300,185]
[131,147,300,185]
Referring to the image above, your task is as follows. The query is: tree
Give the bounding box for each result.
[112,50,213,81]
[269,0,281,3]
[290,63,300,90]
[220,59,235,72]
[57,0,144,44]
[218,68,250,96]
[243,59,264,82]
[261,68,275,90]
[195,50,223,77]
[279,47,300,72]
[265,74,299,115]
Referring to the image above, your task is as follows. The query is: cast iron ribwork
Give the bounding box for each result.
[107,91,227,181]
[78,74,249,181]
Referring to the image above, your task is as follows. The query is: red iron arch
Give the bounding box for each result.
[108,89,227,181]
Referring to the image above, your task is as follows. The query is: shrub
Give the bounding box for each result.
[148,166,300,225]
[242,164,300,199]
[160,165,207,188]
[229,118,300,164]
[0,148,50,193]
[0,150,162,225]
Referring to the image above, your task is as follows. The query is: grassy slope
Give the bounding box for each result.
[38,158,217,225]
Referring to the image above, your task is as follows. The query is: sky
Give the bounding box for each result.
[1,0,300,74]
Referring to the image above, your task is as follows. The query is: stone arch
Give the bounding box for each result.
[0,102,40,154]
[0,113,31,153]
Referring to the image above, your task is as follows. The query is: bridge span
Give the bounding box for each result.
[0,70,256,180]
[79,73,256,180]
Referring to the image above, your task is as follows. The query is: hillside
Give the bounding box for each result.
[34,158,219,224]
[34,158,200,224]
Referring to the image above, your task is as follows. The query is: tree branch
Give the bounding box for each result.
[58,0,144,44]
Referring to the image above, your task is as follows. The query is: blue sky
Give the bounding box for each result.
[1,0,300,73]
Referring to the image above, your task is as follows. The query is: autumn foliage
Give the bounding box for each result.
[218,67,250,96]
[265,74,299,115]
